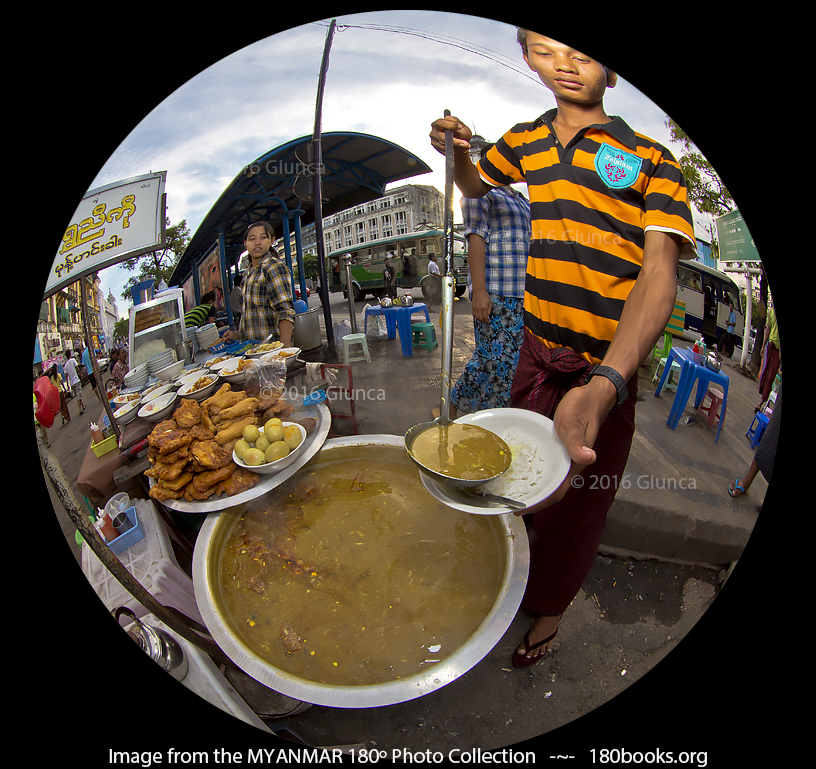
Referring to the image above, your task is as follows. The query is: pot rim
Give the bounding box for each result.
[192,434,529,708]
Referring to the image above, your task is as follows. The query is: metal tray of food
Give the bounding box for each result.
[149,400,330,514]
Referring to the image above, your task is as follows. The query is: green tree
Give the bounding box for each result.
[120,218,190,303]
[665,118,733,217]
[113,317,129,343]
[666,118,766,375]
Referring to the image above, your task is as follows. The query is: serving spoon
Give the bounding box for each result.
[460,488,527,511]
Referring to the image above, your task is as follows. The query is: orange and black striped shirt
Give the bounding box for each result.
[477,109,695,364]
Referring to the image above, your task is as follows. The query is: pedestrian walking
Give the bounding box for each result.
[63,349,85,415]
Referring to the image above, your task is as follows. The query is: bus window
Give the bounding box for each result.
[399,239,418,258]
[400,240,419,277]
[419,237,439,256]
[678,264,701,291]
[371,244,390,261]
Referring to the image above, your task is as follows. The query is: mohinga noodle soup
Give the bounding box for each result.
[216,446,505,686]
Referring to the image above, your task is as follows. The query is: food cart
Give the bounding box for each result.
[37,76,499,722]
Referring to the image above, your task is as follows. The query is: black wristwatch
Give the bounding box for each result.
[585,365,628,409]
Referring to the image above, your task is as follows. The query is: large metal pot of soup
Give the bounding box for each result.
[192,435,529,708]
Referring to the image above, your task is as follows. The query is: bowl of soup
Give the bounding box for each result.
[192,435,529,708]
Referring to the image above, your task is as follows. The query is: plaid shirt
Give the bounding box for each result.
[461,186,530,300]
[237,251,296,341]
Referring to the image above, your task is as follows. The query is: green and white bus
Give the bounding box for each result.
[326,229,469,303]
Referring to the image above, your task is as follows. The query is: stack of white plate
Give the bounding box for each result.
[123,363,149,390]
[196,323,220,349]
[147,349,176,375]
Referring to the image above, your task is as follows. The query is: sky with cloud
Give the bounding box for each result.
[64,12,722,318]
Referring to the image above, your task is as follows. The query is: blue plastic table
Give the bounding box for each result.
[654,346,730,442]
[363,303,431,357]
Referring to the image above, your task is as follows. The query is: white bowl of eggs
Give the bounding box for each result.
[232,419,307,474]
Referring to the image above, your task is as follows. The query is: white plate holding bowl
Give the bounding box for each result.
[112,393,142,408]
[232,422,307,474]
[264,347,301,367]
[177,374,220,401]
[218,360,248,384]
[137,391,178,423]
[141,382,174,402]
[419,408,571,515]
[156,360,184,381]
[207,356,243,372]
[245,341,284,358]
[113,399,141,425]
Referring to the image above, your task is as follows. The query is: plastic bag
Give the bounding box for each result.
[366,313,388,341]
[242,355,287,401]
[34,376,60,428]
[333,320,352,342]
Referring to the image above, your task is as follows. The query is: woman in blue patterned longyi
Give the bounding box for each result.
[449,151,530,417]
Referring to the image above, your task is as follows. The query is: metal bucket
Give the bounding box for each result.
[293,307,322,351]
[192,435,529,708]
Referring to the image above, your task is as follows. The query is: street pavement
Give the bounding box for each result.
[39,288,780,762]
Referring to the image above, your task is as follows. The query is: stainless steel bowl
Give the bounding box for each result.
[192,434,529,708]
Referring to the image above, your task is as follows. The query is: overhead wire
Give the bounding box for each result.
[314,20,543,86]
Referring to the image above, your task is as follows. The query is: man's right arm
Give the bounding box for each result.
[429,115,491,198]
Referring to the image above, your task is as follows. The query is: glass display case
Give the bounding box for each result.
[128,289,188,368]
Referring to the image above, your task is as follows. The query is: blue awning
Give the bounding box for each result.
[170,131,431,288]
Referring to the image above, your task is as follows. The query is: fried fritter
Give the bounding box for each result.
[189,424,215,441]
[215,415,257,445]
[149,471,193,501]
[215,466,261,497]
[174,398,201,428]
[216,397,259,422]
[190,439,233,469]
[150,483,185,501]
[294,417,317,435]
[184,463,235,501]
[154,430,194,455]
[204,385,247,413]
[192,463,235,490]
[145,455,189,481]
[261,401,295,423]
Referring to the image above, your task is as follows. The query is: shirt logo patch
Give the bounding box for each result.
[595,143,643,189]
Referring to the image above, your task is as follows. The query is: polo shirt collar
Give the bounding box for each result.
[537,108,638,150]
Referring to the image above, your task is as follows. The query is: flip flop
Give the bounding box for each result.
[512,623,559,668]
[728,479,746,498]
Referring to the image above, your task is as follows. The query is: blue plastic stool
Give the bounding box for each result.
[746,412,769,450]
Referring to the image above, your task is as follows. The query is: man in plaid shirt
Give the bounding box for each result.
[450,153,530,416]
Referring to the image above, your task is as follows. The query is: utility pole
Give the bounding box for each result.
[312,19,337,359]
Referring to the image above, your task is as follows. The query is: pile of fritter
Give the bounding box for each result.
[146,384,303,503]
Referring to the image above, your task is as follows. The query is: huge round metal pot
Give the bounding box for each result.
[192,434,529,709]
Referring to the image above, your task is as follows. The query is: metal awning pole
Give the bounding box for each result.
[80,276,118,439]
[312,18,337,358]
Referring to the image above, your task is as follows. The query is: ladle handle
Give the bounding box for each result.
[439,109,456,424]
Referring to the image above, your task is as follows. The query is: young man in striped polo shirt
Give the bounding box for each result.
[430,31,696,667]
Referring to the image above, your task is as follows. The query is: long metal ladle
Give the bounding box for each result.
[405,110,510,490]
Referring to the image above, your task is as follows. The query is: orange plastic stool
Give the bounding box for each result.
[696,385,725,430]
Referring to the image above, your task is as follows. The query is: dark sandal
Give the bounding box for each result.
[512,625,559,668]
